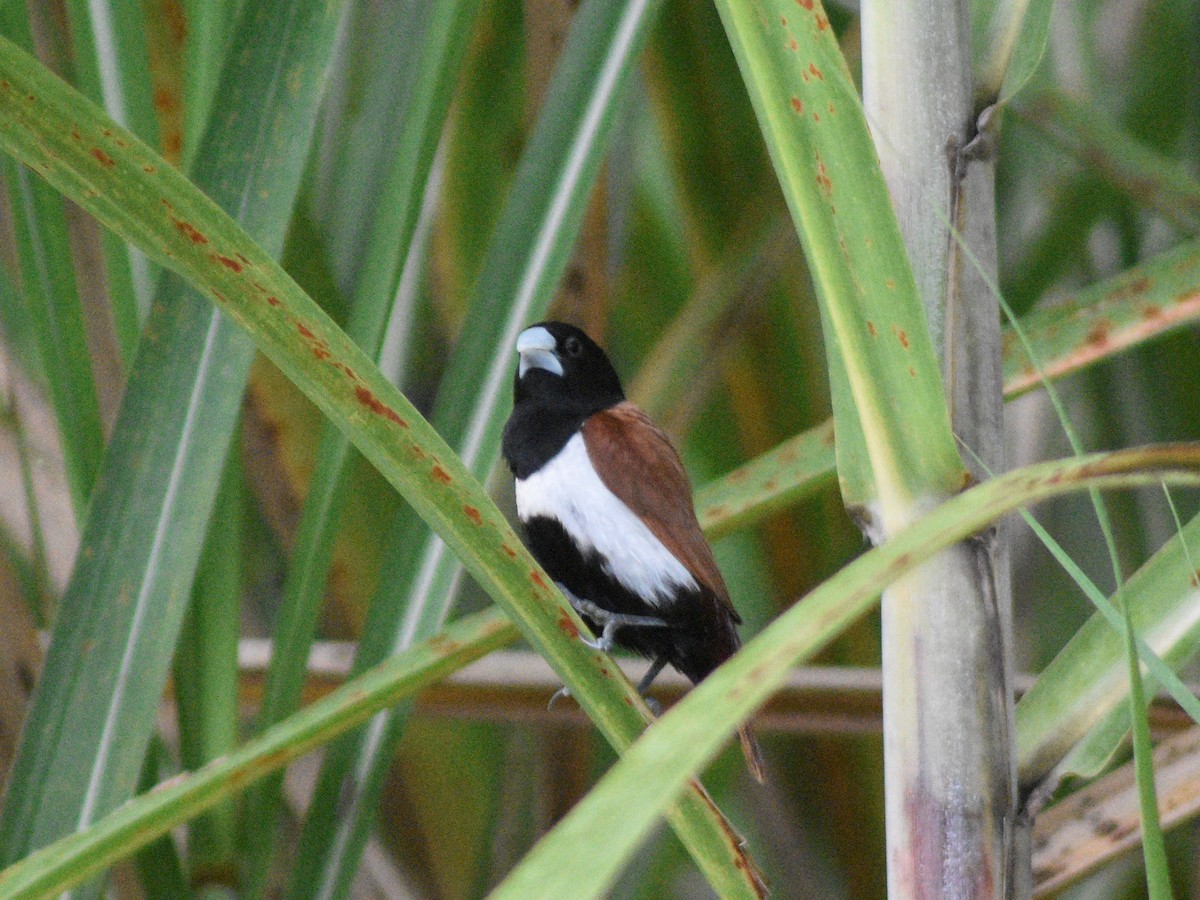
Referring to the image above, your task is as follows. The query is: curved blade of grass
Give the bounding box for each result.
[172,456,242,885]
[0,1,344,867]
[63,0,158,359]
[182,0,237,164]
[491,445,1200,900]
[307,0,433,298]
[1015,512,1200,790]
[0,157,104,519]
[713,0,965,514]
[1124,597,1173,897]
[0,19,763,898]
[239,1,480,892]
[0,8,103,521]
[974,0,1054,106]
[0,610,517,900]
[1002,237,1200,395]
[285,2,694,897]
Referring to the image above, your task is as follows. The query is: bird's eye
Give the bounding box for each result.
[563,336,583,357]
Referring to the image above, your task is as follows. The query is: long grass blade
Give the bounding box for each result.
[239,1,480,892]
[0,1,345,873]
[0,610,516,900]
[0,7,104,521]
[63,0,159,359]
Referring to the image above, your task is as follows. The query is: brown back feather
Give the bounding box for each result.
[581,402,737,620]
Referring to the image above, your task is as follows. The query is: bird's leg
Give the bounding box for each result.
[556,584,670,652]
[636,656,669,716]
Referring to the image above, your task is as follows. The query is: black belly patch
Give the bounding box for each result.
[520,515,739,683]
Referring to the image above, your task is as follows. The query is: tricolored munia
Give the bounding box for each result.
[501,321,764,782]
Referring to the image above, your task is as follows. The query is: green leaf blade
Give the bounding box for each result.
[0,0,346,869]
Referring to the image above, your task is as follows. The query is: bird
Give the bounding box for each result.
[501,320,764,782]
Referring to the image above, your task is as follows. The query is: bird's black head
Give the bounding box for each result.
[512,321,625,416]
[503,322,625,478]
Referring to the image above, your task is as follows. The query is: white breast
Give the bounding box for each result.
[514,433,698,606]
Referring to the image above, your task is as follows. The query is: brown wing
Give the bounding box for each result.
[581,402,737,619]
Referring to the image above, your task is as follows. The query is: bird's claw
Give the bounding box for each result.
[557,587,670,652]
[547,685,572,710]
[581,619,619,652]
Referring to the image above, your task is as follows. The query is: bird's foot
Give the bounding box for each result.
[555,584,670,652]
[577,602,670,653]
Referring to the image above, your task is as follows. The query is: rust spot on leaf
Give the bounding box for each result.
[90,147,115,167]
[354,385,409,427]
[815,160,832,195]
[142,164,157,174]
[808,62,824,80]
[797,0,813,8]
[1139,303,1163,320]
[297,323,315,340]
[532,570,549,590]
[1086,318,1111,347]
[431,464,452,484]
[267,295,281,307]
[463,505,483,525]
[886,278,896,289]
[502,544,517,559]
[867,321,877,337]
[816,13,830,30]
[791,96,804,115]
[554,614,578,643]
[894,326,909,348]
[213,254,243,272]
[909,366,917,378]
[173,219,207,244]
[1108,275,1151,301]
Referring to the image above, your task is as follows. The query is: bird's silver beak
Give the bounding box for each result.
[516,326,563,377]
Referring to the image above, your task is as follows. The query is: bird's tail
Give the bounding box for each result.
[738,723,766,783]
